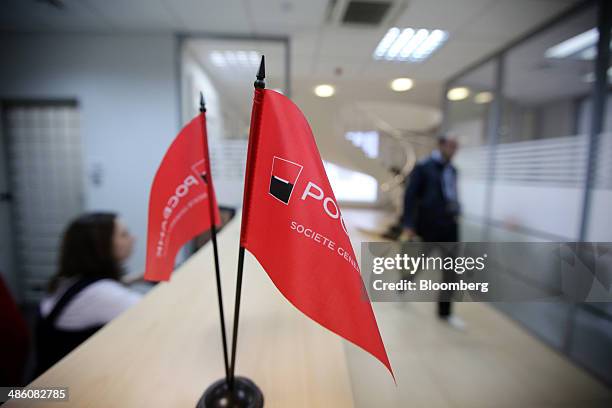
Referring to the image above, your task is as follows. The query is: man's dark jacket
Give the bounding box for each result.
[402,155,459,241]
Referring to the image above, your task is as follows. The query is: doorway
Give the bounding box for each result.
[0,100,84,303]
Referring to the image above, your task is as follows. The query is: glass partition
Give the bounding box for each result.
[443,1,612,385]
[491,6,597,243]
[445,60,497,241]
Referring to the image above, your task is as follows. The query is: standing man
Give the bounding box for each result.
[403,135,463,328]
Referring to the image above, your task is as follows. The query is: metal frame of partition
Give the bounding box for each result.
[441,0,612,386]
[579,0,611,241]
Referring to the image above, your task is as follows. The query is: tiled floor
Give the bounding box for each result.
[342,208,612,408]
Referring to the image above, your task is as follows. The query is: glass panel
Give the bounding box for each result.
[495,302,571,349]
[446,60,497,148]
[569,306,612,384]
[492,6,597,242]
[501,7,597,144]
[446,59,497,239]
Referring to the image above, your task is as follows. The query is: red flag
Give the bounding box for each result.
[145,113,220,282]
[240,89,393,377]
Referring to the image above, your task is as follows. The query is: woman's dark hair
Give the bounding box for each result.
[48,212,122,292]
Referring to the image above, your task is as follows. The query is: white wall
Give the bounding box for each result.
[0,33,179,276]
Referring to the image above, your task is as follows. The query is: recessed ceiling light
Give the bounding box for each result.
[314,84,335,98]
[447,87,470,101]
[373,27,448,62]
[474,91,493,104]
[210,50,260,67]
[390,78,413,92]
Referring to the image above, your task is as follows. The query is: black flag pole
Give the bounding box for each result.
[199,93,230,383]
[228,55,266,390]
[196,62,264,408]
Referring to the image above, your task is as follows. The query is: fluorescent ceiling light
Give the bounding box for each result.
[474,91,493,104]
[390,78,413,92]
[314,84,335,98]
[373,27,401,58]
[210,50,260,67]
[387,29,415,59]
[545,28,599,59]
[411,29,448,61]
[373,27,448,62]
[399,29,429,60]
[447,87,470,101]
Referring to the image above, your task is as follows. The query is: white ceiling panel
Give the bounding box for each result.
[360,58,427,80]
[313,56,370,79]
[358,36,497,81]
[294,78,442,109]
[292,54,317,78]
[459,0,578,40]
[317,26,388,58]
[245,0,328,34]
[80,0,180,31]
[0,0,112,32]
[395,0,493,34]
[165,0,251,33]
[407,38,503,80]
[0,0,587,108]
[291,31,320,58]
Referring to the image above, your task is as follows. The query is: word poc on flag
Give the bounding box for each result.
[240,88,393,378]
[145,113,220,282]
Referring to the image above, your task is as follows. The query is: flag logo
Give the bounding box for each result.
[269,156,303,205]
[144,114,220,282]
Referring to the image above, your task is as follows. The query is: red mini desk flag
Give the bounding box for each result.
[145,112,220,282]
[239,86,393,378]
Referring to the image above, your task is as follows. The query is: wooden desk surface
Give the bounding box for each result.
[8,214,354,407]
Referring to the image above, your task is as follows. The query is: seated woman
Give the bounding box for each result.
[36,212,142,374]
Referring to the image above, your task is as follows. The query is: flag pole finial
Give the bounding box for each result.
[199,91,206,113]
[254,55,265,89]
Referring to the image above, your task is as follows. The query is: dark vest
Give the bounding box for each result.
[35,278,105,375]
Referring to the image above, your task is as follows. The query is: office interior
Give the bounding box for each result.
[0,0,611,406]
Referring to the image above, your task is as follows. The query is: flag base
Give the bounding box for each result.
[196,376,263,408]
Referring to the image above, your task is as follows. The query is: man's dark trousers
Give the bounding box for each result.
[420,223,458,318]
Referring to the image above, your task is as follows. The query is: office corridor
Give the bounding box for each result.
[343,208,612,408]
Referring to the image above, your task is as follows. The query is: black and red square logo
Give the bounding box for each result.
[269,156,303,204]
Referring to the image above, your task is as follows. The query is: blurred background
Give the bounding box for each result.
[0,0,611,406]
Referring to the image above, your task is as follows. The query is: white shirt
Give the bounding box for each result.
[40,278,142,330]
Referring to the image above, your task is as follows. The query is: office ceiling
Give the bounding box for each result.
[1,0,582,107]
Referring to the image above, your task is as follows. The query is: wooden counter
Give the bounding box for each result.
[8,214,354,407]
